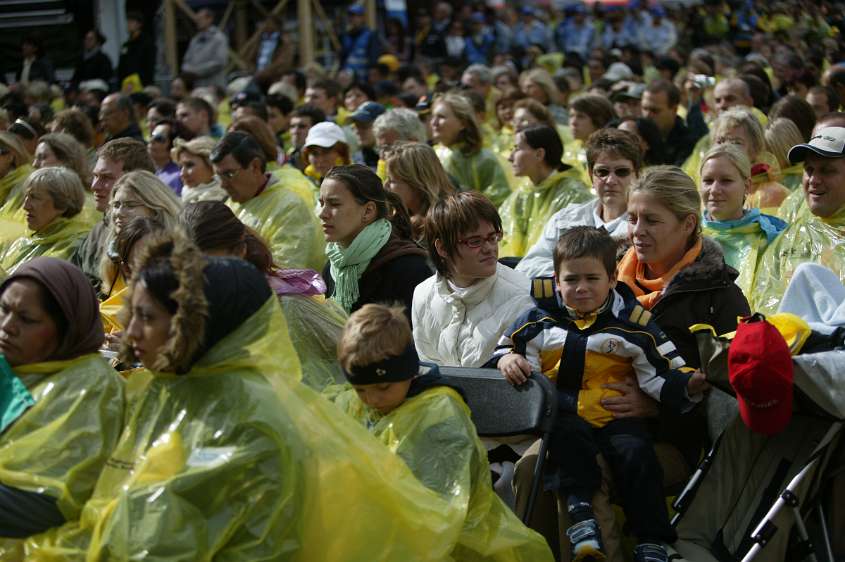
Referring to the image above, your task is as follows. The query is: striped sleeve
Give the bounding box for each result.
[486,309,546,370]
[629,325,700,414]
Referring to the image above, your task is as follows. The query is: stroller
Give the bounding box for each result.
[667,264,845,562]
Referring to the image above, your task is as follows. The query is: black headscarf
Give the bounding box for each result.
[0,257,104,360]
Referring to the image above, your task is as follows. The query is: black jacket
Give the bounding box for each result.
[622,237,750,469]
[72,50,114,85]
[324,234,432,323]
[106,122,145,143]
[15,56,54,84]
[118,33,156,85]
[663,104,709,166]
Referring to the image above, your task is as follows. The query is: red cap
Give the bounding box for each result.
[728,316,794,436]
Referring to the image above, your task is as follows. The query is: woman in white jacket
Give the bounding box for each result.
[412,192,534,367]
[517,128,642,278]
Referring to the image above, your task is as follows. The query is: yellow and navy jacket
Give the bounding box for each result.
[490,279,699,427]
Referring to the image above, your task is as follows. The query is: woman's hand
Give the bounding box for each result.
[601,378,660,418]
[687,369,710,395]
[499,353,531,386]
[104,332,122,352]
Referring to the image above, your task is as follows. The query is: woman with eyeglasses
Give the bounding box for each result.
[518,128,641,278]
[147,120,183,196]
[98,171,182,334]
[0,167,92,274]
[500,125,592,257]
[318,164,430,321]
[412,191,533,367]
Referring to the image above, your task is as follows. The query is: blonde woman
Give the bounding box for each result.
[384,142,456,241]
[171,136,228,204]
[711,108,789,212]
[519,67,568,125]
[764,118,805,192]
[99,171,182,333]
[431,92,511,206]
[699,144,787,294]
[0,167,90,273]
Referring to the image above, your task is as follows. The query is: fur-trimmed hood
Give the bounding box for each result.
[119,229,208,374]
[664,237,739,296]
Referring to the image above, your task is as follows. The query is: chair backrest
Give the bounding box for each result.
[438,367,557,437]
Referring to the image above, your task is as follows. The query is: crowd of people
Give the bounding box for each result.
[0,0,843,560]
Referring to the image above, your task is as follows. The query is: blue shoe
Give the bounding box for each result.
[634,543,668,562]
[566,519,606,561]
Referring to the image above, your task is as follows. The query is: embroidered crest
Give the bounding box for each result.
[602,338,621,354]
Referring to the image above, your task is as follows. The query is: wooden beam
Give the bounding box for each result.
[164,0,179,76]
[249,0,269,18]
[298,0,313,67]
[310,0,341,52]
[235,0,249,49]
[365,0,376,31]
[219,1,235,30]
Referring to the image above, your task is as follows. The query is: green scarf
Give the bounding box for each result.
[326,219,392,312]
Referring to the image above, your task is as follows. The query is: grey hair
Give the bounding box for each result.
[373,108,427,144]
[464,64,493,85]
[24,166,86,218]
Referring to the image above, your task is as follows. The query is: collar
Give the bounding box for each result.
[436,264,500,306]
[253,173,272,199]
[563,292,614,330]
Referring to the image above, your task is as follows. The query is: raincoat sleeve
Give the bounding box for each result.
[279,294,346,390]
[516,210,561,279]
[478,150,513,208]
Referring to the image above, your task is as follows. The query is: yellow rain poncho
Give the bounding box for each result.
[99,274,127,334]
[268,162,317,208]
[777,187,807,223]
[561,139,592,187]
[279,294,346,391]
[23,297,472,561]
[779,162,804,191]
[0,354,124,559]
[228,176,325,271]
[0,165,33,237]
[328,382,555,562]
[702,209,788,295]
[0,217,90,274]
[499,168,592,257]
[751,206,845,314]
[437,144,512,207]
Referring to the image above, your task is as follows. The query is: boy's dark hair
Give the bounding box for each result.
[291,104,326,125]
[266,93,295,115]
[553,226,619,278]
[310,78,342,100]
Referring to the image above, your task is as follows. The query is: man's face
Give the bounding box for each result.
[83,31,98,51]
[375,128,400,156]
[641,90,676,136]
[402,77,427,100]
[714,82,752,114]
[91,157,125,212]
[176,103,208,136]
[304,87,334,115]
[214,154,262,203]
[268,106,289,134]
[195,9,214,31]
[461,72,486,98]
[353,121,375,148]
[802,153,845,218]
[99,95,128,135]
[290,116,313,148]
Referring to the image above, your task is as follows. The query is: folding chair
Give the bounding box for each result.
[437,366,557,525]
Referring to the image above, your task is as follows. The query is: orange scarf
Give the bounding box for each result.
[617,239,703,310]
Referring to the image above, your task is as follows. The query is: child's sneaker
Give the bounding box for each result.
[633,543,669,562]
[566,519,606,561]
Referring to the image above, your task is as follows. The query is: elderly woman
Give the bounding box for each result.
[431,92,511,206]
[518,128,642,278]
[32,133,91,186]
[0,167,90,273]
[0,132,33,230]
[412,191,534,367]
[98,171,181,331]
[711,107,790,212]
[181,200,347,391]
[0,258,123,550]
[319,164,430,320]
[699,144,787,294]
[20,231,475,560]
[500,125,592,257]
[171,136,228,204]
[383,141,456,241]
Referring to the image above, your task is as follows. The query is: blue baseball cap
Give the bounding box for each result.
[348,4,365,15]
[350,101,386,123]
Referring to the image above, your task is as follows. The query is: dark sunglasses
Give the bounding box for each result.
[592,167,633,178]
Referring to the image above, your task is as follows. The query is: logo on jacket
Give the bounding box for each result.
[602,338,621,354]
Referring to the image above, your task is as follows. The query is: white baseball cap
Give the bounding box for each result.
[788,127,845,164]
[304,122,347,148]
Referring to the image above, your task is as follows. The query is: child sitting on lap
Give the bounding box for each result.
[492,226,708,562]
